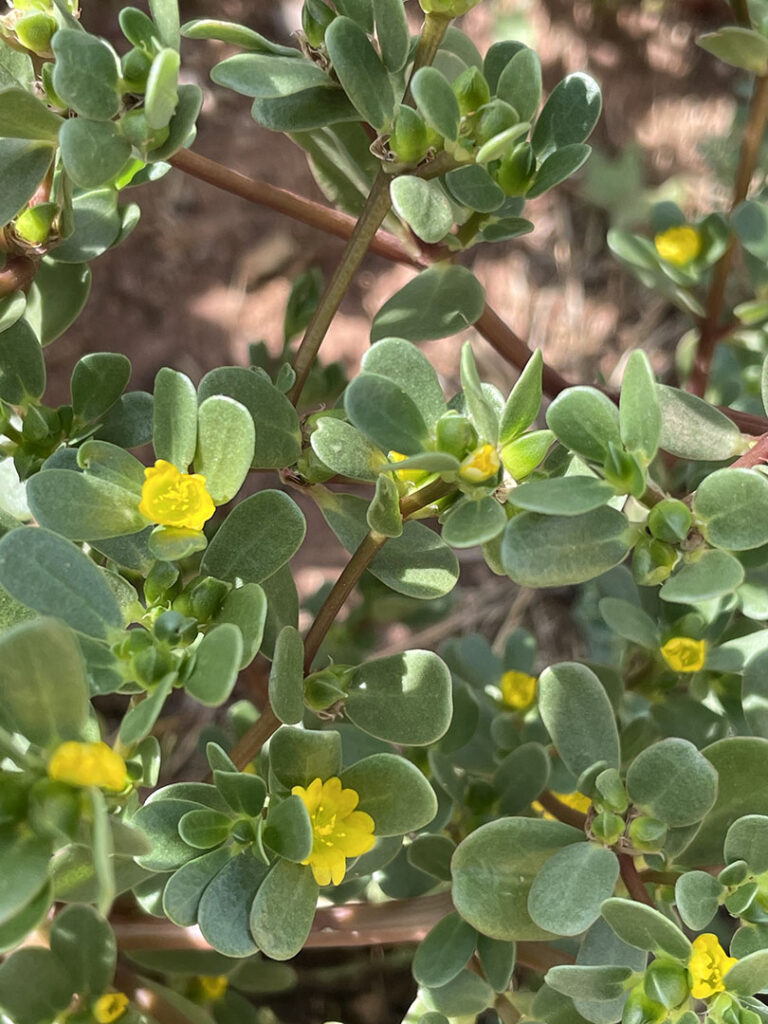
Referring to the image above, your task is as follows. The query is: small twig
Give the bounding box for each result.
[619,853,654,907]
[230,476,455,769]
[536,790,588,831]
[690,73,768,396]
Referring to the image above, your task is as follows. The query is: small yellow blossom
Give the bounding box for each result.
[689,933,737,1000]
[459,443,500,484]
[654,225,702,267]
[48,741,127,792]
[532,790,592,819]
[292,777,375,886]
[500,670,537,710]
[388,450,429,485]
[198,976,228,1000]
[660,637,707,673]
[139,459,215,531]
[93,993,130,1023]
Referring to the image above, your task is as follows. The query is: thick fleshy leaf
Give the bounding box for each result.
[370,265,485,343]
[539,662,620,776]
[510,477,615,516]
[51,30,121,120]
[619,351,661,461]
[269,625,305,725]
[58,119,131,189]
[656,384,746,460]
[0,529,122,637]
[600,898,691,959]
[153,366,198,470]
[528,843,619,937]
[26,468,147,541]
[391,176,454,244]
[201,491,306,585]
[531,72,601,159]
[412,66,460,141]
[626,738,718,827]
[363,338,447,429]
[195,396,255,505]
[412,913,477,988]
[345,372,429,455]
[311,417,385,481]
[659,550,745,604]
[0,139,53,228]
[325,16,394,130]
[0,317,46,403]
[49,905,115,997]
[441,496,507,548]
[198,852,268,957]
[341,753,438,836]
[452,817,583,940]
[345,650,452,745]
[249,860,318,961]
[693,468,768,551]
[546,387,620,462]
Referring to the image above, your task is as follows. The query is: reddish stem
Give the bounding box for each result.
[619,854,654,907]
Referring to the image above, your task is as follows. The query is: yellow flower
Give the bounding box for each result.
[459,443,500,483]
[388,450,429,485]
[532,790,592,819]
[660,637,707,673]
[292,777,375,886]
[139,459,215,531]
[654,225,702,267]
[689,933,737,1000]
[92,993,130,1023]
[500,670,537,710]
[48,741,127,792]
[198,975,228,1001]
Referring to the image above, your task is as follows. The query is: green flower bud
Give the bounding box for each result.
[643,960,689,1009]
[121,46,152,93]
[144,561,180,605]
[648,499,692,544]
[453,66,491,116]
[41,62,66,109]
[436,410,478,459]
[133,644,174,686]
[304,667,349,711]
[718,860,749,886]
[603,443,646,498]
[591,810,625,845]
[419,0,483,14]
[632,535,677,586]
[473,99,519,145]
[302,0,335,48]
[28,778,80,839]
[622,987,667,1024]
[154,609,197,645]
[295,447,336,484]
[389,104,430,164]
[189,576,230,623]
[496,142,536,196]
[15,12,57,53]
[628,815,667,853]
[14,202,57,245]
[595,767,628,814]
[120,108,170,153]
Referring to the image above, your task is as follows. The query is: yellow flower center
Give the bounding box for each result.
[292,777,375,887]
[459,443,500,483]
[93,993,130,1024]
[660,637,707,673]
[654,225,702,267]
[500,670,537,710]
[139,459,215,532]
[48,741,127,792]
[689,933,737,1000]
[387,450,429,485]
[198,975,228,1000]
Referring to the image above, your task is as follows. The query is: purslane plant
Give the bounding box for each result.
[4,0,768,1023]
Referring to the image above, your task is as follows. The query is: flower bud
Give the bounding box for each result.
[189,576,230,623]
[436,410,478,459]
[643,959,689,1009]
[622,987,667,1024]
[595,767,628,813]
[496,142,536,196]
[133,644,174,686]
[628,815,667,853]
[15,12,56,53]
[453,66,490,116]
[603,443,646,498]
[121,47,152,93]
[14,202,57,246]
[631,536,677,586]
[389,104,430,164]
[648,499,692,544]
[302,0,335,48]
[154,608,197,645]
[473,99,519,145]
[144,561,180,606]
[459,443,501,484]
[304,666,352,710]
[591,810,625,846]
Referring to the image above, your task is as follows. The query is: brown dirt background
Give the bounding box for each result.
[63,0,741,1019]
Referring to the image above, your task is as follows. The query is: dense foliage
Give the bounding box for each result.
[3,0,768,1022]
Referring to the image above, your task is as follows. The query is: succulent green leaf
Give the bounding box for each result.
[162,847,234,927]
[341,753,438,835]
[626,738,718,827]
[345,371,429,455]
[697,27,768,73]
[325,16,394,130]
[619,351,661,460]
[659,549,745,604]
[0,87,62,141]
[0,948,73,1024]
[71,352,131,424]
[528,843,619,937]
[371,265,485,343]
[58,118,131,189]
[532,72,602,159]
[511,477,615,516]
[0,317,46,403]
[198,851,268,957]
[497,46,541,120]
[539,661,620,776]
[546,387,621,462]
[195,396,255,505]
[152,366,198,470]
[262,794,313,862]
[674,871,722,930]
[656,384,746,460]
[49,905,115,997]
[269,625,305,725]
[694,468,768,551]
[412,65,460,141]
[185,624,243,707]
[201,491,306,585]
[51,30,121,120]
[527,144,591,198]
[0,139,54,230]
[390,176,454,244]
[599,598,660,649]
[441,495,506,548]
[412,913,477,988]
[249,860,318,960]
[26,468,147,541]
[269,726,342,790]
[600,898,691,960]
[145,47,180,129]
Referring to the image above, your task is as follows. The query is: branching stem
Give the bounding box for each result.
[619,853,655,906]
[690,73,768,396]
